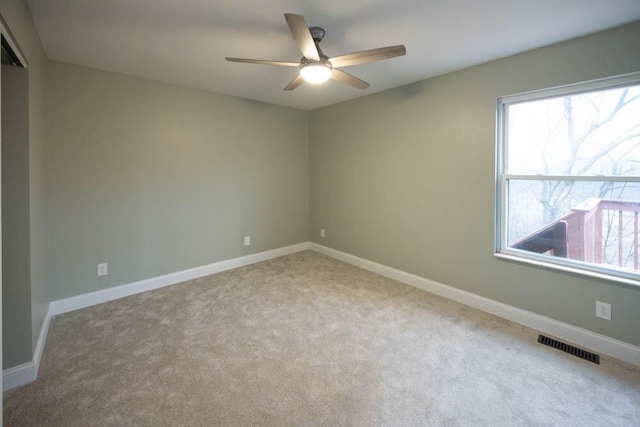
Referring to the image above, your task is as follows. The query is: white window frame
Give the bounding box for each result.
[495,72,640,287]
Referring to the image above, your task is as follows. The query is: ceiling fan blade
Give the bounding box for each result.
[330,45,406,68]
[226,58,300,67]
[331,69,370,90]
[284,74,305,91]
[284,13,320,61]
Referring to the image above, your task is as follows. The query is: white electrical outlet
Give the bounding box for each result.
[596,301,611,321]
[320,228,325,238]
[244,236,251,246]
[97,263,108,277]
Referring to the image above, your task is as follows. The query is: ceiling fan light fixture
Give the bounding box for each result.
[226,14,406,91]
[300,63,332,84]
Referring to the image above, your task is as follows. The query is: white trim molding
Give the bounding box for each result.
[0,16,30,68]
[2,362,36,392]
[310,242,640,367]
[3,242,310,391]
[32,305,54,375]
[3,305,56,391]
[48,242,310,316]
[5,240,638,392]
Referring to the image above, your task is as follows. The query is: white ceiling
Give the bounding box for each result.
[27,0,640,111]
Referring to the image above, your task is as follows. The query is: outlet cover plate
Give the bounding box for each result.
[596,301,611,320]
[98,263,108,277]
[244,236,250,246]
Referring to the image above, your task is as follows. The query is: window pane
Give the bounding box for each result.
[507,85,640,176]
[507,179,640,272]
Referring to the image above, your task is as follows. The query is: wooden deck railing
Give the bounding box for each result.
[511,198,640,271]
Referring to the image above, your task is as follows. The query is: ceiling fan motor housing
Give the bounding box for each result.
[309,27,325,42]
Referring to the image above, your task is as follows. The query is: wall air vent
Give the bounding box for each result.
[538,335,600,364]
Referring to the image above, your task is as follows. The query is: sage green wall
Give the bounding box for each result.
[1,0,49,370]
[2,65,32,368]
[47,61,309,301]
[310,22,640,346]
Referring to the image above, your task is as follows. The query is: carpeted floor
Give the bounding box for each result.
[4,251,640,426]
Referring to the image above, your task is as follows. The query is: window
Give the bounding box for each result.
[496,73,640,285]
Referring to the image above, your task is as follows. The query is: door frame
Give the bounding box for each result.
[0,14,30,423]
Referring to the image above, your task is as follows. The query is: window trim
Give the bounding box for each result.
[495,72,640,287]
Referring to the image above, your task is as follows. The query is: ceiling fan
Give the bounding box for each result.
[226,13,406,91]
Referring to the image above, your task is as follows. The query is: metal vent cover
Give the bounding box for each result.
[538,335,600,364]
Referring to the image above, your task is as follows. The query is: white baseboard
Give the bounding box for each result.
[49,242,310,316]
[5,240,637,392]
[2,362,36,392]
[3,242,310,391]
[32,305,54,374]
[310,242,640,367]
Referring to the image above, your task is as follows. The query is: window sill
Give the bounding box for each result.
[494,252,640,289]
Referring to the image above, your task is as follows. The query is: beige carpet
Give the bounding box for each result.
[4,251,640,426]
